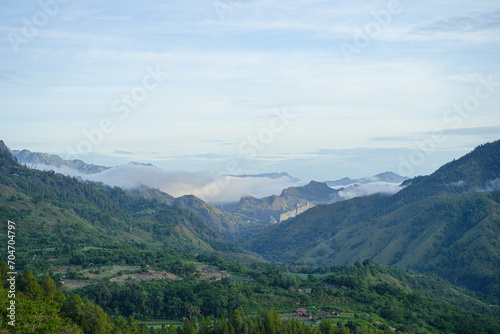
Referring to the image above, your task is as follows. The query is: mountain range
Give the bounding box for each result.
[2,139,500,332]
[325,171,408,187]
[13,148,110,174]
[0,141,234,256]
[4,139,500,301]
[243,140,500,299]
[10,147,408,239]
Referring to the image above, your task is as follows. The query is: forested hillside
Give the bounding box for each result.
[2,259,500,333]
[243,141,500,300]
[0,141,235,260]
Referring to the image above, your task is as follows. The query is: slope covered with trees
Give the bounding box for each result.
[2,259,499,333]
[243,141,500,300]
[0,141,237,261]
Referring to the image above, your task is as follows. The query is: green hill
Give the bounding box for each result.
[0,141,235,261]
[174,194,241,236]
[391,140,500,207]
[243,140,500,301]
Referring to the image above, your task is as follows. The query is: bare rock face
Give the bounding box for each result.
[279,201,315,222]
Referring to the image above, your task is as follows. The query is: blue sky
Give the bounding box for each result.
[1,0,499,181]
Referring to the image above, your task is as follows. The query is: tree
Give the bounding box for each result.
[319,320,335,334]
[18,269,44,299]
[0,261,9,287]
[231,307,244,334]
[182,318,197,334]
[41,275,57,301]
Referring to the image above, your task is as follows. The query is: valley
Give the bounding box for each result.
[1,139,500,333]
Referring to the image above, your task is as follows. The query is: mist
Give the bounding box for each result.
[476,178,500,193]
[32,163,304,203]
[336,182,404,200]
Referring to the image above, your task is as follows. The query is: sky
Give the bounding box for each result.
[1,0,500,182]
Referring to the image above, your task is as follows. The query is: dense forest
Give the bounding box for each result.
[2,259,500,333]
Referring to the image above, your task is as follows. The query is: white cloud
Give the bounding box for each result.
[30,163,303,203]
[337,182,404,200]
[476,178,500,193]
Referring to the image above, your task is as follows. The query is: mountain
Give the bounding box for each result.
[375,171,409,183]
[122,183,246,238]
[278,201,314,222]
[223,176,402,237]
[397,142,500,199]
[0,142,235,255]
[280,180,342,203]
[128,161,155,167]
[323,172,406,201]
[243,140,500,300]
[224,174,403,227]
[224,181,341,222]
[223,195,289,233]
[174,194,241,236]
[129,185,176,204]
[12,149,109,174]
[10,149,249,237]
[11,147,406,236]
[0,140,11,154]
[325,171,408,187]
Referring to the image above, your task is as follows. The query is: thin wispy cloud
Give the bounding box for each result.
[424,126,500,136]
[371,126,500,142]
[114,150,134,155]
[416,9,500,33]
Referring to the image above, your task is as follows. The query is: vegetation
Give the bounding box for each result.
[0,146,241,263]
[243,141,500,301]
[0,264,149,333]
[1,140,500,333]
[2,260,500,333]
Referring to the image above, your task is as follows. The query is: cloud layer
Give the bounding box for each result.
[335,182,404,200]
[33,163,304,203]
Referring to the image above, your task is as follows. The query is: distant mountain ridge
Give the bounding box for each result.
[231,172,300,182]
[280,180,342,202]
[223,173,406,235]
[398,142,500,197]
[12,149,109,174]
[325,171,408,187]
